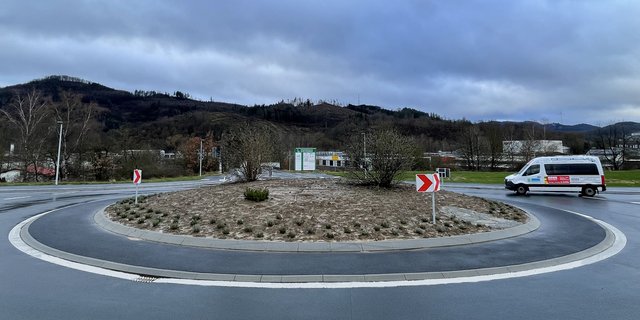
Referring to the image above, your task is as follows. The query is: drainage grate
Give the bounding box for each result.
[133,276,158,283]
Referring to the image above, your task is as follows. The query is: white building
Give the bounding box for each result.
[502,140,567,155]
[316,151,348,169]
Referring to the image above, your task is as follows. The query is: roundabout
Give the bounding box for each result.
[9,182,624,287]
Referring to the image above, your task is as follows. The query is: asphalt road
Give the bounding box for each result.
[1,177,640,319]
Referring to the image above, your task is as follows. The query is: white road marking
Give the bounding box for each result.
[8,209,138,282]
[632,202,640,205]
[9,206,627,289]
[582,196,606,201]
[2,196,31,200]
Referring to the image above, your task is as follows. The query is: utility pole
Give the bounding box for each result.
[55,121,63,185]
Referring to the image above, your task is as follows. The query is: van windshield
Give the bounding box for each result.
[517,160,534,175]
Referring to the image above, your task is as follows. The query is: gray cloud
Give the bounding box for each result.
[1,0,640,125]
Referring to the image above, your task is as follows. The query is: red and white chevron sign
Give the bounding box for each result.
[133,169,142,184]
[416,173,441,192]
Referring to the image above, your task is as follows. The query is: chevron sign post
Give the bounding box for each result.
[133,169,142,204]
[416,173,441,224]
[416,173,440,192]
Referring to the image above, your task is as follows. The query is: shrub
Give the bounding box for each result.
[287,231,296,239]
[152,219,160,227]
[237,219,244,225]
[295,219,304,226]
[345,128,417,187]
[343,228,352,234]
[380,221,390,228]
[170,223,179,230]
[244,187,269,202]
[222,228,230,235]
[325,232,335,239]
[256,232,264,238]
[209,218,216,224]
[243,226,253,233]
[374,226,381,231]
[267,220,275,227]
[192,226,200,233]
[306,228,315,235]
[278,227,287,234]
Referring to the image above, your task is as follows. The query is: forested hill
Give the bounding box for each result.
[0,75,632,153]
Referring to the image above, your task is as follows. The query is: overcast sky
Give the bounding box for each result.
[1,0,640,125]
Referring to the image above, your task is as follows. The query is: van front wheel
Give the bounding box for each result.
[581,186,597,197]
[515,185,529,195]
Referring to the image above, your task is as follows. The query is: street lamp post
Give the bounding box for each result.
[55,121,63,185]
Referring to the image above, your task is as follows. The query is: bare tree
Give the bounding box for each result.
[346,129,417,187]
[0,90,52,181]
[52,91,96,180]
[520,123,541,163]
[457,124,484,171]
[221,124,276,181]
[502,124,519,170]
[594,123,627,170]
[479,122,504,171]
[178,133,218,174]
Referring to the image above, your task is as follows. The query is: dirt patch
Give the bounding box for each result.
[105,178,527,241]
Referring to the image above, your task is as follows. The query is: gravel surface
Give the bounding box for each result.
[106,178,527,242]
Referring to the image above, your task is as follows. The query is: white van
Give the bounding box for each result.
[505,156,606,197]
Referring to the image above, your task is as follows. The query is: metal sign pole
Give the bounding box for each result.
[135,184,139,205]
[432,192,436,224]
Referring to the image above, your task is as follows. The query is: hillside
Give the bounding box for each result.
[1,75,638,153]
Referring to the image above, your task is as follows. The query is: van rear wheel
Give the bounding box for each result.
[582,186,597,197]
[515,185,528,195]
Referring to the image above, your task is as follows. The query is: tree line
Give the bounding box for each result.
[1,82,636,182]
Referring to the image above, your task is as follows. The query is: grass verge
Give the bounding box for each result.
[324,170,640,187]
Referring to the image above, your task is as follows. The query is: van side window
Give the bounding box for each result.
[523,164,540,176]
[544,163,598,175]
